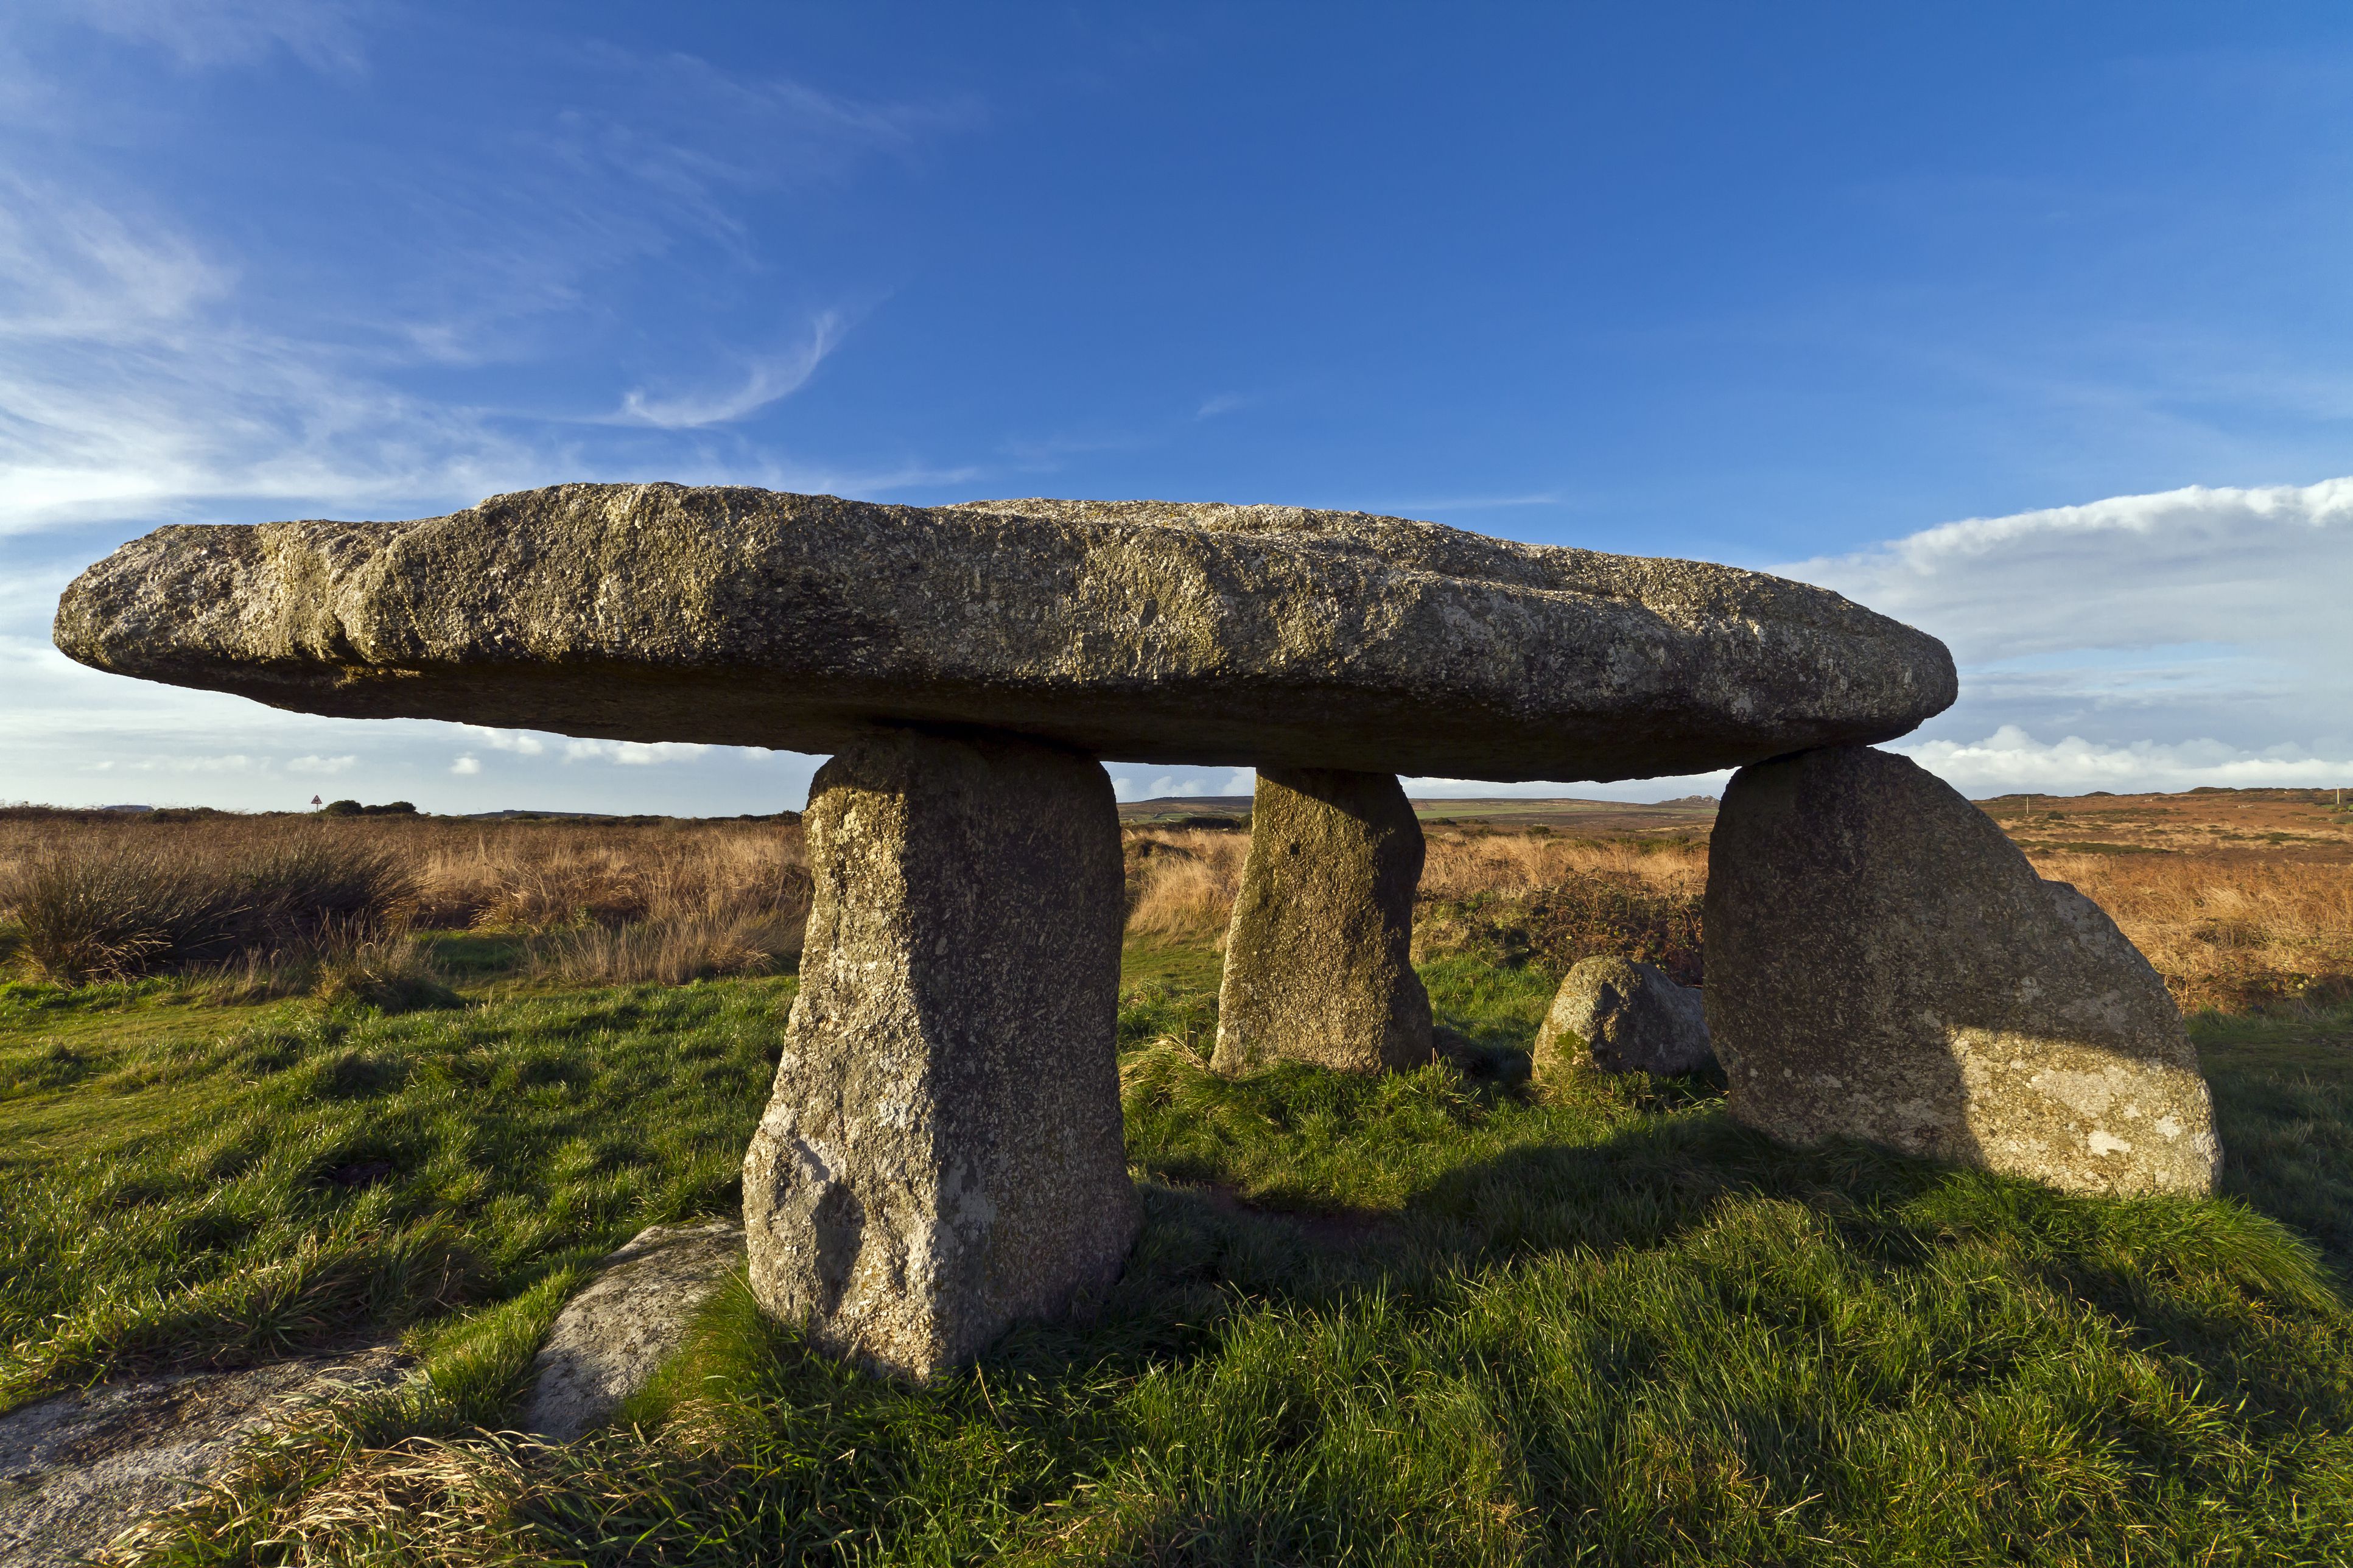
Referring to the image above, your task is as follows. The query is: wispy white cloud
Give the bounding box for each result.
[66,0,371,74]
[287,754,356,774]
[0,173,547,530]
[1196,391,1250,419]
[614,312,844,429]
[451,754,482,776]
[0,30,984,535]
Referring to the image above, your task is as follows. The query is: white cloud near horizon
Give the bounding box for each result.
[1781,477,2353,796]
[563,739,715,766]
[1900,727,2353,796]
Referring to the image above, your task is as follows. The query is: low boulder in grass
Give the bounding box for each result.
[1534,955,1715,1076]
[525,1220,746,1442]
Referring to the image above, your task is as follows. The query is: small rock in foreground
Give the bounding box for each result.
[0,1347,406,1568]
[1534,956,1716,1077]
[524,1220,746,1442]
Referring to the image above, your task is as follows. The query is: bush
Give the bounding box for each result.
[1416,869,1705,984]
[318,800,416,817]
[1526,869,1705,984]
[2,836,414,983]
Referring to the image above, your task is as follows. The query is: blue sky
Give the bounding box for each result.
[4,2,2351,812]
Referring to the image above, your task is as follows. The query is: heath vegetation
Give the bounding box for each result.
[4,789,2353,1563]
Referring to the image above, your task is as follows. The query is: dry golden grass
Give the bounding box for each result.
[1124,828,1253,943]
[10,797,2351,1012]
[0,810,812,988]
[1418,830,1706,901]
[2032,849,2353,1012]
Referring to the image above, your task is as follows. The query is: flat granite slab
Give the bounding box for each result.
[54,484,1954,781]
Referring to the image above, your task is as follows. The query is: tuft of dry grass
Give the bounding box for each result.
[407,825,810,935]
[526,912,806,987]
[1414,833,1708,984]
[1124,829,1252,944]
[1,833,413,984]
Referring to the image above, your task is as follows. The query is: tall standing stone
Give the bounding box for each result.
[742,729,1140,1379]
[1705,745,2219,1195]
[1213,768,1433,1075]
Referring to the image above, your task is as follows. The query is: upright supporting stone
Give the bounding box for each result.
[1213,768,1432,1075]
[1706,744,2219,1195]
[742,729,1140,1379]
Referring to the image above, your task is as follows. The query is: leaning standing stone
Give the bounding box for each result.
[1534,955,1714,1076]
[1213,768,1433,1075]
[742,730,1140,1379]
[1705,745,2219,1195]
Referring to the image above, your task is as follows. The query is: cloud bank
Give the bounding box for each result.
[1783,478,2353,796]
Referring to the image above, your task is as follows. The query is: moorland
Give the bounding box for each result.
[3,788,2352,1565]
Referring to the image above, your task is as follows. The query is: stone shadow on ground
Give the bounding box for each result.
[979,1101,2353,1424]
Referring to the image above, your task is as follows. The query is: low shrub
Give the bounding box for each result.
[1415,869,1705,984]
[2,836,413,983]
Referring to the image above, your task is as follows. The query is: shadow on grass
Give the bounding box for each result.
[537,1096,2353,1568]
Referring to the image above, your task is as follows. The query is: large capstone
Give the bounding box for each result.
[1705,745,2220,1195]
[741,729,1140,1379]
[1534,955,1714,1077]
[1213,768,1432,1075]
[54,484,1955,783]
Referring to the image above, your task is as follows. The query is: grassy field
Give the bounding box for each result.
[5,794,2353,1563]
[4,941,2352,1563]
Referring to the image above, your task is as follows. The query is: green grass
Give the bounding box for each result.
[10,962,2353,1564]
[0,977,790,1417]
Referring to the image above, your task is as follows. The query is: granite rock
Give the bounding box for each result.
[1534,956,1714,1076]
[55,484,1955,780]
[1704,745,2220,1195]
[1213,768,1432,1075]
[0,1347,405,1567]
[524,1220,745,1441]
[741,729,1140,1379]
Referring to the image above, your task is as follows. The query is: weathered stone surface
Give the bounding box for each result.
[54,484,1955,781]
[1214,769,1432,1075]
[0,1347,405,1567]
[742,729,1140,1379]
[1534,956,1714,1077]
[1705,745,2220,1195]
[524,1220,745,1442]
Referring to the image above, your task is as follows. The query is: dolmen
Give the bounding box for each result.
[52,481,2213,1378]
